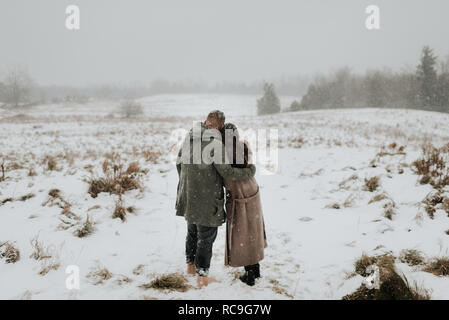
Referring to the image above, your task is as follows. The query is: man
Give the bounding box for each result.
[176,110,256,288]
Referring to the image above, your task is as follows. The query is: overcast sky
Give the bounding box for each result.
[1,0,448,86]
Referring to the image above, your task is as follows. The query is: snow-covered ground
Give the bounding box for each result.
[1,94,449,300]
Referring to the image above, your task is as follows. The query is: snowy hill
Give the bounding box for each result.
[1,94,449,299]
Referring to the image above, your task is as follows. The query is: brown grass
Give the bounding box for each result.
[343,270,430,300]
[42,155,58,171]
[364,176,380,192]
[140,273,191,292]
[383,201,396,220]
[399,249,425,266]
[345,255,430,300]
[87,266,113,285]
[75,215,95,238]
[0,241,20,263]
[30,235,52,260]
[0,161,5,181]
[412,143,449,189]
[423,192,444,219]
[18,193,35,201]
[354,253,395,276]
[88,160,143,198]
[113,200,127,222]
[39,261,61,276]
[423,257,449,276]
[368,193,388,204]
[42,189,71,210]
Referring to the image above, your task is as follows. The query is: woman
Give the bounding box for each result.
[221,123,267,286]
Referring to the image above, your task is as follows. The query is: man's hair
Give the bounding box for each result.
[205,110,225,129]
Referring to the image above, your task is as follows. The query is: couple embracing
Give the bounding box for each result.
[176,110,267,288]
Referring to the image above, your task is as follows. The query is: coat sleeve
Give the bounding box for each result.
[214,163,256,180]
[213,139,256,180]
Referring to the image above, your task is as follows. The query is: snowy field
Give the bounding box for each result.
[1,94,449,300]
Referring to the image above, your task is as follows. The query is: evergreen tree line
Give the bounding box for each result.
[291,46,449,113]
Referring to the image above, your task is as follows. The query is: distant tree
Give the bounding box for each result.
[436,73,449,111]
[257,83,281,115]
[416,46,438,108]
[290,100,302,111]
[364,70,388,108]
[119,99,143,118]
[2,66,34,107]
[0,82,5,103]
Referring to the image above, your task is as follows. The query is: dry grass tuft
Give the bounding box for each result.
[75,215,95,238]
[423,257,449,276]
[369,193,388,204]
[345,254,430,300]
[30,235,52,260]
[399,249,425,266]
[0,161,6,182]
[412,143,449,189]
[383,201,396,220]
[18,193,35,202]
[0,241,20,263]
[87,266,113,285]
[422,191,445,219]
[88,160,143,198]
[343,271,430,300]
[355,253,395,276]
[42,155,58,171]
[364,176,380,192]
[140,273,191,292]
[1,197,14,206]
[43,189,70,209]
[113,200,127,222]
[39,261,60,276]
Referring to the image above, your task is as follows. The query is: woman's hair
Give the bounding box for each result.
[221,123,249,168]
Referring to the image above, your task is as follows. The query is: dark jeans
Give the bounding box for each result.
[186,223,218,276]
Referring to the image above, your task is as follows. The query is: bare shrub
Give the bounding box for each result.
[140,273,191,292]
[119,100,143,118]
[0,241,20,263]
[399,249,425,266]
[364,176,380,192]
[423,257,449,276]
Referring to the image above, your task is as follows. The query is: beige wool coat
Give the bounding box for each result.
[224,177,267,267]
